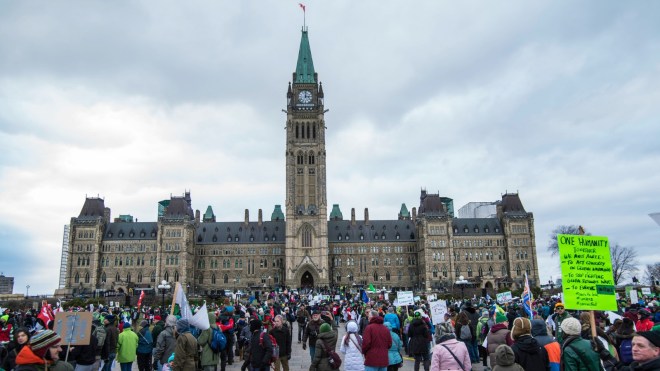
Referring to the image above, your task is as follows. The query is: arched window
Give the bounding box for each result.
[455,266,461,277]
[526,264,531,275]
[467,266,473,277]
[126,273,131,283]
[488,266,494,275]
[386,271,391,281]
[297,152,304,164]
[224,274,229,284]
[516,265,521,276]
[138,272,143,282]
[211,274,216,284]
[115,272,120,282]
[74,272,80,283]
[151,271,156,283]
[309,154,315,164]
[432,266,438,278]
[164,271,169,282]
[198,273,203,284]
[501,266,506,276]
[101,272,107,283]
[478,267,483,277]
[174,271,179,282]
[442,266,448,277]
[302,225,312,247]
[373,271,378,282]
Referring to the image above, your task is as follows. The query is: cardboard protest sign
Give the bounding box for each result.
[641,287,651,296]
[53,312,93,346]
[396,291,414,306]
[496,291,512,304]
[429,300,447,325]
[559,234,617,310]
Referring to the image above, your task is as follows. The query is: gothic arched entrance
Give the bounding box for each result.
[301,271,314,288]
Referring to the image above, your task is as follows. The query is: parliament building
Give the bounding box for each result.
[58,28,540,298]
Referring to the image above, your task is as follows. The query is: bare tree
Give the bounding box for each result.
[610,243,638,285]
[643,262,660,285]
[547,225,590,256]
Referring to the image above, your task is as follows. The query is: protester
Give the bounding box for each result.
[310,323,338,371]
[487,311,513,367]
[270,315,292,371]
[249,319,273,371]
[153,315,177,371]
[14,329,73,371]
[635,310,654,332]
[198,311,220,371]
[2,326,30,371]
[136,320,154,371]
[613,318,636,366]
[510,317,549,370]
[492,344,524,371]
[559,317,601,371]
[172,318,198,371]
[616,331,660,370]
[384,322,403,371]
[476,309,491,370]
[430,332,471,371]
[383,307,400,333]
[102,314,119,371]
[117,322,139,371]
[531,319,560,371]
[339,320,364,371]
[362,309,392,371]
[296,305,310,343]
[551,303,571,344]
[302,311,323,360]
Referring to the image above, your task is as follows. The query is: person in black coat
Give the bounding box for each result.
[510,318,549,371]
[408,312,431,371]
[249,319,273,371]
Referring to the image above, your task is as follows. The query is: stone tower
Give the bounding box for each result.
[284,27,329,288]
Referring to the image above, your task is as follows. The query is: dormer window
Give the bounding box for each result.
[345,234,350,240]
[464,227,468,233]
[485,227,489,233]
[474,227,479,233]
[453,227,458,233]
[338,235,342,241]
[495,227,500,233]
[107,232,113,238]
[227,235,231,242]
[264,236,269,241]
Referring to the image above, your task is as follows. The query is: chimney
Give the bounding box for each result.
[244,209,249,225]
[351,208,356,225]
[195,209,200,223]
[412,207,417,221]
[104,207,111,224]
[364,208,369,225]
[258,209,263,225]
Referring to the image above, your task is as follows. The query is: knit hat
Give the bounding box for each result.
[104,314,115,323]
[560,317,581,336]
[554,302,564,309]
[481,309,489,317]
[636,331,660,348]
[176,319,189,333]
[319,323,332,333]
[123,322,131,329]
[30,330,62,358]
[346,320,358,333]
[495,311,507,324]
[494,344,516,367]
[511,317,532,340]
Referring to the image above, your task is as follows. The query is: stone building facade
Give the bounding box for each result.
[58,28,540,298]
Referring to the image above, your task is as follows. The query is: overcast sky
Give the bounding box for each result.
[1,1,659,295]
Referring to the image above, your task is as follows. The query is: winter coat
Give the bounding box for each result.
[116,327,139,363]
[339,332,364,371]
[14,345,74,371]
[487,323,514,367]
[532,319,560,371]
[618,357,660,371]
[69,331,98,365]
[172,331,198,371]
[137,326,154,354]
[635,318,654,332]
[511,335,549,371]
[561,336,603,371]
[387,330,403,366]
[198,312,220,367]
[154,326,176,365]
[151,319,165,344]
[303,319,323,347]
[553,311,571,344]
[310,330,338,371]
[2,339,27,371]
[383,313,401,331]
[463,307,480,333]
[408,318,431,355]
[362,316,392,367]
[270,324,292,356]
[430,338,472,371]
[102,323,119,359]
[250,329,273,369]
[492,344,524,371]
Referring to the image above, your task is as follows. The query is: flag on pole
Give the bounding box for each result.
[37,300,55,328]
[522,272,533,318]
[137,290,146,309]
[299,3,305,12]
[173,282,209,330]
[361,289,369,303]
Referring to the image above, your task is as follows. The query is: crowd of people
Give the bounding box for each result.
[0,289,659,371]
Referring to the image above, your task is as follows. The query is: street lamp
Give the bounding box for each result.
[26,285,30,298]
[455,275,469,300]
[268,276,272,289]
[548,277,555,293]
[157,280,171,312]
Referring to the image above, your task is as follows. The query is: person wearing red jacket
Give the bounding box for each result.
[218,309,236,370]
[362,310,392,371]
[636,309,654,332]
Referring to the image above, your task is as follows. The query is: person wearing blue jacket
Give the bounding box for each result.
[385,322,403,371]
[136,320,154,371]
[383,307,401,333]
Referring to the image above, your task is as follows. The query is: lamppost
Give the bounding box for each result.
[26,285,30,298]
[548,277,555,293]
[268,276,272,290]
[157,280,171,312]
[379,276,384,291]
[455,275,469,300]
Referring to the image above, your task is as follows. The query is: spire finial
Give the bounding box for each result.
[299,3,306,29]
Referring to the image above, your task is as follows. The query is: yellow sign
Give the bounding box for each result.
[558,234,617,310]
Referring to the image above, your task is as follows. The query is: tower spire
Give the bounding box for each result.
[295,28,315,83]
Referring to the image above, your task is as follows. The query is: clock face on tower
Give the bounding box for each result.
[298,90,312,104]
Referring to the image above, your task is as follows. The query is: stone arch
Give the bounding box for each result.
[293,264,320,289]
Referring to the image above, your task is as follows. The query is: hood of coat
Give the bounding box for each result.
[318,329,338,349]
[411,318,426,328]
[369,315,384,325]
[531,320,548,337]
[490,323,509,333]
[513,335,541,354]
[495,345,516,366]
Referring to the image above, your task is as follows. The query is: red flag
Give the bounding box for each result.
[137,290,145,309]
[299,3,305,12]
[37,300,55,327]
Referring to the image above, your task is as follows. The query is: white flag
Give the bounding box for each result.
[190,303,210,330]
[174,283,209,330]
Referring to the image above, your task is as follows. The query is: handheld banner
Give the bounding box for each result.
[641,287,651,296]
[396,291,414,306]
[429,300,447,325]
[496,291,512,304]
[54,312,93,345]
[630,290,638,304]
[558,234,616,310]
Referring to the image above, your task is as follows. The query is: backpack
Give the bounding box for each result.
[460,324,472,340]
[210,327,227,353]
[93,324,107,349]
[619,338,633,364]
[260,332,279,364]
[322,340,342,370]
[478,320,489,342]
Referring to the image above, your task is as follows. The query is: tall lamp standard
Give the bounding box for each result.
[455,275,469,300]
[26,285,30,298]
[157,280,171,312]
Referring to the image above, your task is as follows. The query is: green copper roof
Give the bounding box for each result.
[118,214,133,222]
[330,204,343,220]
[271,205,285,221]
[399,204,410,218]
[295,29,316,83]
[203,205,215,221]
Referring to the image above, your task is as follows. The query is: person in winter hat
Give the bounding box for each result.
[384,322,403,371]
[431,332,472,371]
[117,322,139,371]
[14,329,74,371]
[509,317,549,370]
[172,318,198,371]
[197,311,220,371]
[531,319,560,371]
[153,315,177,371]
[559,317,601,371]
[626,330,660,369]
[487,311,513,367]
[492,344,524,371]
[310,323,338,371]
[339,320,364,371]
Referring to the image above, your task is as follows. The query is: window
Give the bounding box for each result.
[74,272,80,283]
[212,274,216,284]
[302,225,312,247]
[432,266,438,278]
[467,266,473,277]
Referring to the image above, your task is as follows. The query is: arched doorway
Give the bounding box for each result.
[301,271,314,288]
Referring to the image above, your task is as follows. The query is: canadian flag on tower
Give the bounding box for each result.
[299,3,305,12]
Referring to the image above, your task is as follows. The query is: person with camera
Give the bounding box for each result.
[302,311,323,360]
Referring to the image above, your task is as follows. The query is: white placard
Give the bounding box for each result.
[429,300,447,325]
[414,296,421,303]
[109,301,114,307]
[630,290,638,303]
[641,287,651,296]
[427,294,437,302]
[397,291,414,306]
[496,291,512,304]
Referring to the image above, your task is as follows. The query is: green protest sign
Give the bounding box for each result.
[558,234,617,310]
